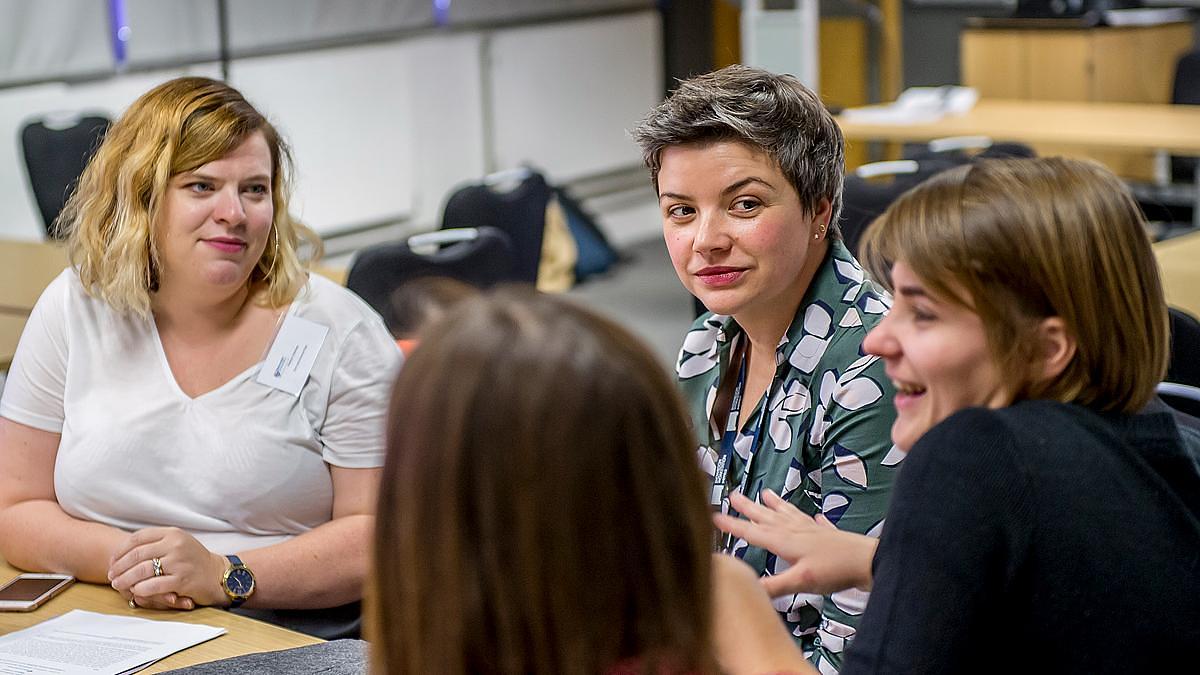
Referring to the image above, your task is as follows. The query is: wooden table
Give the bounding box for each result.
[0,239,68,314]
[1155,230,1200,320]
[1,314,27,370]
[837,99,1200,155]
[0,559,321,672]
[836,98,1200,225]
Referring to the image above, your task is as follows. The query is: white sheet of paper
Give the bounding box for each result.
[0,609,224,675]
[255,314,330,397]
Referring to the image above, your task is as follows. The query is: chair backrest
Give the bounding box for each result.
[840,139,1039,257]
[20,115,111,238]
[345,226,518,334]
[839,158,959,257]
[1171,50,1200,182]
[440,171,553,284]
[1157,382,1200,420]
[1168,306,1200,388]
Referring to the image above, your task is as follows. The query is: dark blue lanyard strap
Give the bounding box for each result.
[708,336,772,553]
[708,353,748,509]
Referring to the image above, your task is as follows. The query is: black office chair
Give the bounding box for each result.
[839,158,960,257]
[345,227,518,335]
[440,168,553,285]
[1167,306,1200,388]
[20,114,111,238]
[1154,307,1200,422]
[1136,50,1199,228]
[903,135,1037,168]
[1157,382,1200,420]
[1170,51,1200,186]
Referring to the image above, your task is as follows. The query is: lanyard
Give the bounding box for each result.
[708,334,771,552]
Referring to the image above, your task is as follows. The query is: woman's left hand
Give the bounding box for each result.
[714,489,878,597]
[107,527,228,609]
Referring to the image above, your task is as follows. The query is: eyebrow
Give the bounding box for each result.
[659,176,776,202]
[896,285,931,299]
[179,172,271,183]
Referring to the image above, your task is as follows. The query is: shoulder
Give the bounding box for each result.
[31,268,121,328]
[914,402,1059,452]
[40,268,84,309]
[293,274,388,337]
[907,401,1092,477]
[292,274,401,370]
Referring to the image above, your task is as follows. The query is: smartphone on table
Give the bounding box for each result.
[0,573,75,612]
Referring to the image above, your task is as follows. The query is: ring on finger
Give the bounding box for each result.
[128,598,137,609]
[152,557,164,577]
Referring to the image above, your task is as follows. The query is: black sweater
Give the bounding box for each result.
[844,400,1200,673]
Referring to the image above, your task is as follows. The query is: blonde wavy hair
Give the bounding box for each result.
[61,76,322,316]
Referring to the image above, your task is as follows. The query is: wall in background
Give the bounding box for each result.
[902,0,1012,87]
[0,3,662,243]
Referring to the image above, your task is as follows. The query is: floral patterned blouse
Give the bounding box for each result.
[676,241,902,673]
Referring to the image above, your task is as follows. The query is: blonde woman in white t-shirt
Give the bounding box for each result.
[0,77,400,638]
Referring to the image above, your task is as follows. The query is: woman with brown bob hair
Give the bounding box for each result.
[718,158,1200,671]
[371,289,809,675]
[0,77,399,637]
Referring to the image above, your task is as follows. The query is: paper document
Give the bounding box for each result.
[840,86,979,125]
[0,610,224,675]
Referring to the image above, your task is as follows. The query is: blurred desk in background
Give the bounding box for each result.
[960,20,1194,180]
[836,98,1200,225]
[1155,230,1200,319]
[836,99,1200,156]
[0,239,68,314]
[1,314,25,370]
[0,558,321,672]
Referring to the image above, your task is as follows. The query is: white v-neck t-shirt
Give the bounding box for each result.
[0,270,401,554]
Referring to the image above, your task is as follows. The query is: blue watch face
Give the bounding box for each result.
[226,568,254,596]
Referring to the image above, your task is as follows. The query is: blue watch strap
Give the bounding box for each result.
[223,555,251,609]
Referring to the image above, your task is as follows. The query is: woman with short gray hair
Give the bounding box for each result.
[633,65,898,671]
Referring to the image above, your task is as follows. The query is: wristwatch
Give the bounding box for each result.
[220,555,256,609]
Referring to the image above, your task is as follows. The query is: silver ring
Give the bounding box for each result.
[152,558,164,577]
[128,598,137,609]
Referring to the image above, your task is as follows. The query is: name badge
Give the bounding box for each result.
[255,314,329,396]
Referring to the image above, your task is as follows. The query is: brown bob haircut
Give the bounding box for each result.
[61,76,321,316]
[860,157,1168,414]
[370,289,717,675]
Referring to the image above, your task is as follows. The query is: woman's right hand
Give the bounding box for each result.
[714,489,877,597]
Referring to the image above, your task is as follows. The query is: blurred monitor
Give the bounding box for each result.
[1013,0,1141,19]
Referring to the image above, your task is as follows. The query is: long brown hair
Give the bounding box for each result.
[860,157,1168,413]
[370,289,718,675]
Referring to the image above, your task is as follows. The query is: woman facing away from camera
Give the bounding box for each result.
[632,64,899,671]
[370,289,813,675]
[717,157,1200,672]
[0,77,400,638]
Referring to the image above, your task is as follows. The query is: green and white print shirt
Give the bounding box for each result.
[676,241,902,673]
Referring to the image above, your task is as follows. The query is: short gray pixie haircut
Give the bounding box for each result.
[632,64,845,236]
